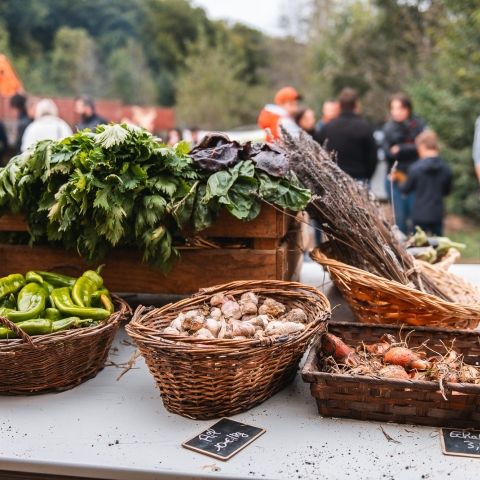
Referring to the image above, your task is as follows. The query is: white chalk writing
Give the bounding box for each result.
[214,432,250,452]
[198,429,221,443]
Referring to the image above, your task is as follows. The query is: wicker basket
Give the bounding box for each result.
[0,296,130,394]
[302,321,480,428]
[311,250,480,329]
[126,280,330,419]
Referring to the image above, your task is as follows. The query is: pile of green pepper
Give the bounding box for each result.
[0,268,114,339]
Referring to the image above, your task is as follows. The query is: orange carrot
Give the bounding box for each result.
[384,347,430,371]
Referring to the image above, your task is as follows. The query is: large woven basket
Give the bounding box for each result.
[311,250,480,329]
[302,321,480,428]
[0,296,130,394]
[126,280,330,419]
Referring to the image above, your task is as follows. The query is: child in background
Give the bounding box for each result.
[395,130,452,236]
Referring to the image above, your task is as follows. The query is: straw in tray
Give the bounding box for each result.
[283,132,452,301]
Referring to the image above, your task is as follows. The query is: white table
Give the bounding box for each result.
[0,263,478,480]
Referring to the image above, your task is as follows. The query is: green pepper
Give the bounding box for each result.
[0,318,52,339]
[99,294,114,314]
[34,271,76,287]
[42,281,54,294]
[51,287,110,320]
[0,283,48,323]
[0,293,16,309]
[25,271,44,284]
[0,274,25,299]
[91,288,110,305]
[84,268,104,286]
[51,316,80,333]
[45,307,62,321]
[72,269,104,307]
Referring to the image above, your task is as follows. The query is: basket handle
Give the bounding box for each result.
[0,316,35,347]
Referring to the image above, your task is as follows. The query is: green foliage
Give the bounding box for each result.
[175,32,245,129]
[0,0,272,108]
[106,39,157,105]
[0,125,310,270]
[51,27,102,96]
[408,1,480,221]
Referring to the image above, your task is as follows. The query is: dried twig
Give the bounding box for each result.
[380,426,401,444]
[283,132,452,301]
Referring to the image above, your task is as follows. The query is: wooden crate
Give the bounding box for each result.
[0,206,302,294]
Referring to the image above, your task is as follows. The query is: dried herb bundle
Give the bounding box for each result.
[284,132,451,300]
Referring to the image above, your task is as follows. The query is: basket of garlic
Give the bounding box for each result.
[126,280,330,419]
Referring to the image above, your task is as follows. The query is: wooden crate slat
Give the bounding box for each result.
[0,244,286,294]
[0,205,289,238]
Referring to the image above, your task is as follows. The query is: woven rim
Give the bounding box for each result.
[311,249,480,320]
[0,294,131,353]
[127,279,331,354]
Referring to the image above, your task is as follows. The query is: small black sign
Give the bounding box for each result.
[182,418,265,461]
[441,428,480,458]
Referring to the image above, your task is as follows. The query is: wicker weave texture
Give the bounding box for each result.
[126,280,330,419]
[302,322,480,428]
[311,250,480,329]
[0,296,130,394]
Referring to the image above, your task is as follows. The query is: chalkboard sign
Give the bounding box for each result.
[182,418,265,461]
[441,428,480,458]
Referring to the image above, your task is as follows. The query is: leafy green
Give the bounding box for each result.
[0,124,310,270]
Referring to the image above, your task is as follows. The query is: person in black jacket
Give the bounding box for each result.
[382,93,425,234]
[315,88,377,182]
[395,130,452,236]
[74,95,107,131]
[0,121,8,165]
[10,94,32,155]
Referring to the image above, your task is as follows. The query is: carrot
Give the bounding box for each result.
[379,365,410,380]
[384,347,430,371]
[322,333,359,366]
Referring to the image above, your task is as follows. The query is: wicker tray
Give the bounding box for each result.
[311,250,480,329]
[126,280,330,419]
[302,321,480,428]
[0,295,131,394]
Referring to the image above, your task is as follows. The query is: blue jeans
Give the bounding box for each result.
[385,178,415,234]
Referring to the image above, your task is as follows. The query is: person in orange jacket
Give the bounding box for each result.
[257,87,302,142]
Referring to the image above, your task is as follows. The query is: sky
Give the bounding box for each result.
[193,0,285,36]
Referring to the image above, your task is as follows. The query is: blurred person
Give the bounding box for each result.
[9,93,32,154]
[257,86,301,141]
[0,120,8,164]
[394,130,452,236]
[166,128,182,146]
[294,107,316,136]
[314,99,340,137]
[21,99,72,151]
[317,88,377,182]
[74,95,107,131]
[473,115,480,183]
[189,126,200,145]
[382,93,426,234]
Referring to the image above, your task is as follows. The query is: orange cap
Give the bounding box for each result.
[274,86,302,105]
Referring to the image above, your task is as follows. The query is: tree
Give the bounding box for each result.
[107,39,157,105]
[409,1,480,220]
[176,32,258,130]
[51,27,102,96]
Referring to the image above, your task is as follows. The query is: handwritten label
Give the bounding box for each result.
[182,418,265,461]
[441,428,480,458]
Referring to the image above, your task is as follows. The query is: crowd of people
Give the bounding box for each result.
[0,86,477,238]
[0,94,107,162]
[258,86,455,236]
[0,94,197,167]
